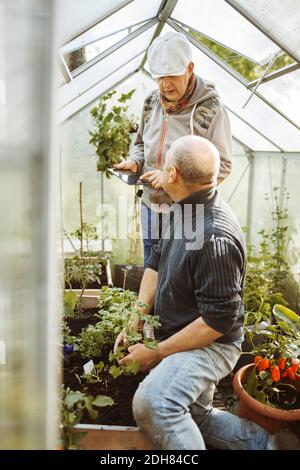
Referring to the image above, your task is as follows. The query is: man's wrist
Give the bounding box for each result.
[157,341,169,361]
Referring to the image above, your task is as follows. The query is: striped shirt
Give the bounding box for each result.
[147,187,246,344]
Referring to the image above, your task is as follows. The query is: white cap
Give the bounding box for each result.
[147,32,193,79]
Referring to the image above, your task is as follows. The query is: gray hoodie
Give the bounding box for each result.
[131,75,232,208]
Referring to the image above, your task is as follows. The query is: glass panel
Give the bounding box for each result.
[61,0,161,55]
[58,0,132,45]
[172,0,280,64]
[248,156,284,244]
[227,110,279,152]
[60,71,156,264]
[178,23,295,83]
[57,54,145,123]
[219,155,249,229]
[259,69,300,127]
[189,43,300,151]
[151,23,300,151]
[228,0,300,62]
[64,21,150,74]
[73,26,155,97]
[285,157,300,280]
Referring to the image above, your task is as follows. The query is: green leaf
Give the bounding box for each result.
[124,361,140,375]
[112,106,121,114]
[255,390,267,403]
[84,397,98,420]
[95,361,105,372]
[144,339,159,350]
[63,290,78,318]
[118,89,135,102]
[273,304,300,325]
[64,391,84,409]
[109,365,122,379]
[244,368,258,396]
[103,112,114,124]
[114,115,122,123]
[90,107,98,117]
[93,395,114,407]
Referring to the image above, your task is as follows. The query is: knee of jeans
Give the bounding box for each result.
[133,384,157,423]
[134,384,189,429]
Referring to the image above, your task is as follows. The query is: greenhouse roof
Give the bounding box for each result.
[57,0,300,153]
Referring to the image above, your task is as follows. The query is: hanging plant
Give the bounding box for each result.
[89,89,138,177]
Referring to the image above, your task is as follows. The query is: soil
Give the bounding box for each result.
[114,265,144,294]
[63,348,146,426]
[66,308,99,336]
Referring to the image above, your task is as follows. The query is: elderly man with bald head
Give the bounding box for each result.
[115,136,278,450]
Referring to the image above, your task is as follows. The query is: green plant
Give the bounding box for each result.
[64,254,104,316]
[78,324,112,359]
[108,350,140,378]
[98,286,137,311]
[244,305,300,409]
[191,31,294,82]
[80,361,105,384]
[62,320,79,350]
[63,290,78,319]
[78,287,160,361]
[127,192,142,265]
[65,222,106,287]
[77,288,137,359]
[61,386,113,449]
[244,187,300,329]
[76,287,160,384]
[64,182,107,316]
[89,90,138,176]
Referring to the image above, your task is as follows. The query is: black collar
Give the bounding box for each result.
[177,187,217,206]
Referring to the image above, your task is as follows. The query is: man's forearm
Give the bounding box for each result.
[138,268,158,314]
[158,317,223,359]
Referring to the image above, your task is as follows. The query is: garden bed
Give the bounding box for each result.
[63,352,146,427]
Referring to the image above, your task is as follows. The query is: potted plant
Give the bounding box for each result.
[236,187,300,370]
[233,304,300,434]
[89,89,138,176]
[64,182,111,334]
[62,286,160,449]
[114,191,144,293]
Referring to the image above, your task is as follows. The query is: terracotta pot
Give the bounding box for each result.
[233,364,300,434]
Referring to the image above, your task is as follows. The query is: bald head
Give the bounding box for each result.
[166,135,220,186]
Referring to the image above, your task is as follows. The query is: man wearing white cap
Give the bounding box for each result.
[115,32,232,265]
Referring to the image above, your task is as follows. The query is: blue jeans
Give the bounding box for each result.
[133,341,273,450]
[141,201,167,267]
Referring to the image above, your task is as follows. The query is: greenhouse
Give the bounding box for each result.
[1,0,300,452]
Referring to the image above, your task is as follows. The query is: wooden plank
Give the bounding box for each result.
[75,426,154,450]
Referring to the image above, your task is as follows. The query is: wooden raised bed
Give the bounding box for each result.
[66,287,153,450]
[74,424,154,450]
[71,290,100,309]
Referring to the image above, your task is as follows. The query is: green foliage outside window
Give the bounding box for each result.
[191,31,294,82]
